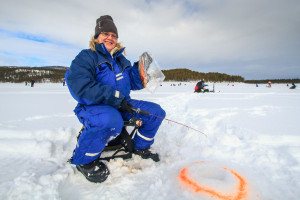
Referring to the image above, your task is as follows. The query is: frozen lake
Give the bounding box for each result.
[0,82,299,200]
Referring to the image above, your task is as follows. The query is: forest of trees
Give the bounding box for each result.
[0,66,299,83]
[162,68,244,82]
[244,79,300,84]
[0,66,68,83]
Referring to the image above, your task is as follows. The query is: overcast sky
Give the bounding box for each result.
[0,0,299,80]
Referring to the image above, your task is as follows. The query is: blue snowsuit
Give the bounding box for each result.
[66,43,166,165]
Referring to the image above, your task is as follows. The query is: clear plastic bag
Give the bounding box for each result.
[139,52,165,93]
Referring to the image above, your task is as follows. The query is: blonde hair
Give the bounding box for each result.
[89,35,126,56]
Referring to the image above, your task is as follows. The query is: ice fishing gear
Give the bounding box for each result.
[131,107,149,115]
[92,107,161,162]
[132,108,207,136]
[74,106,204,164]
[74,110,147,162]
[99,117,142,161]
[94,108,157,161]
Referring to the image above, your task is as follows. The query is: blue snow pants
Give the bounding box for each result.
[70,99,166,165]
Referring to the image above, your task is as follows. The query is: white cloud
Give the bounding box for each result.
[0,0,300,79]
[0,32,79,66]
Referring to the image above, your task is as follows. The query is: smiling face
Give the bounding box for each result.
[96,32,118,52]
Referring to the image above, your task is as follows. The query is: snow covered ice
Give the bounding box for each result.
[0,82,299,200]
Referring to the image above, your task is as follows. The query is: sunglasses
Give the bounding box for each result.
[101,32,118,39]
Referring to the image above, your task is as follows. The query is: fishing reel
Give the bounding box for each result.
[124,117,142,128]
[123,107,148,130]
[123,107,149,128]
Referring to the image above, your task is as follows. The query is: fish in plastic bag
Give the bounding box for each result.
[139,52,165,93]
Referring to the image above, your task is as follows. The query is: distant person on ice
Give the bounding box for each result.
[194,81,203,93]
[65,15,166,183]
[194,80,209,93]
[30,80,35,87]
[290,83,296,89]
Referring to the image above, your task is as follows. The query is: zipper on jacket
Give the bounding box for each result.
[97,62,114,72]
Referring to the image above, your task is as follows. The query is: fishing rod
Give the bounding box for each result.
[131,108,207,136]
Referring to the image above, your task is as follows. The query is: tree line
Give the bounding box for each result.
[162,68,244,82]
[0,66,68,83]
[244,79,300,84]
[0,66,299,83]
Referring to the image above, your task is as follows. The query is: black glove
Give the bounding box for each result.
[118,99,134,115]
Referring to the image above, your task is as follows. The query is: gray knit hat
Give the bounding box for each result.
[94,15,118,38]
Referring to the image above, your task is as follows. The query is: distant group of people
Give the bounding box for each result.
[194,81,297,93]
[264,81,297,89]
[254,81,298,89]
[170,83,185,86]
[24,80,67,87]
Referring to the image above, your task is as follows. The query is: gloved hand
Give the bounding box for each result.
[118,99,134,115]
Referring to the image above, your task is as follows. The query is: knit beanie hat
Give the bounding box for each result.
[94,15,118,39]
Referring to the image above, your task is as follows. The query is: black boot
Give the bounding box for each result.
[133,148,160,162]
[76,159,110,183]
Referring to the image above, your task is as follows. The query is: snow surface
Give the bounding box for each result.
[0,82,299,200]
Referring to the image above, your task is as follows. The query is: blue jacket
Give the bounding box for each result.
[66,43,143,108]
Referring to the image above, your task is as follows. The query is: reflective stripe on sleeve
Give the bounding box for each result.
[115,91,120,98]
[136,130,154,141]
[85,152,101,157]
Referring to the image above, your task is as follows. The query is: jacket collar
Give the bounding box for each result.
[94,43,130,71]
[95,43,125,59]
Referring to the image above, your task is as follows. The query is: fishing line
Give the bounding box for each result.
[132,108,207,136]
[149,113,207,136]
